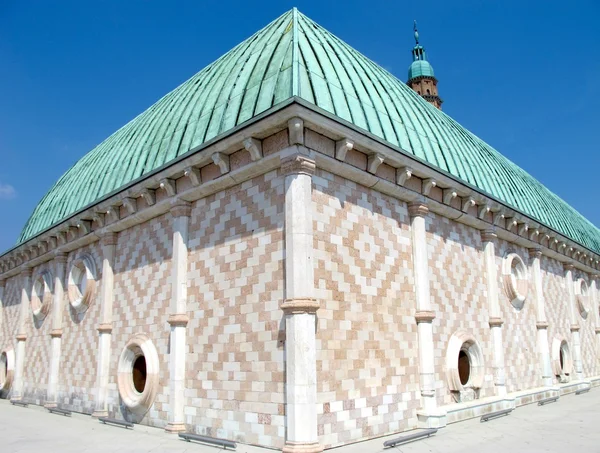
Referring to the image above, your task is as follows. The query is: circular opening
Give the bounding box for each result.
[132,355,147,393]
[458,350,470,385]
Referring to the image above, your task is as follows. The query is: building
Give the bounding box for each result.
[1,8,599,453]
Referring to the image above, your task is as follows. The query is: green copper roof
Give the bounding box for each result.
[17,9,600,256]
[408,60,435,79]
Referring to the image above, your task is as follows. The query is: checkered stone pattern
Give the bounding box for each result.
[0,275,21,370]
[185,170,285,449]
[110,213,172,427]
[495,239,539,392]
[572,270,597,378]
[58,241,103,413]
[312,170,420,449]
[22,260,54,404]
[426,213,495,405]
[541,256,572,383]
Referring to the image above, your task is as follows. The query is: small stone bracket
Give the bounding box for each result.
[461,197,476,213]
[518,223,529,236]
[505,217,518,232]
[140,188,156,206]
[97,323,113,334]
[159,178,177,197]
[529,229,540,241]
[106,205,120,223]
[422,178,436,196]
[121,197,137,215]
[493,211,505,226]
[243,137,263,161]
[335,138,354,161]
[184,166,201,186]
[396,166,413,186]
[288,117,304,145]
[77,220,92,235]
[211,152,230,174]
[92,212,105,228]
[367,153,385,174]
[443,188,457,205]
[478,204,491,219]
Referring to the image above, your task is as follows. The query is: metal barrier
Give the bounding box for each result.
[179,432,237,450]
[98,417,134,429]
[47,407,72,417]
[10,400,28,407]
[538,396,559,406]
[383,428,437,448]
[480,408,513,422]
[575,387,590,395]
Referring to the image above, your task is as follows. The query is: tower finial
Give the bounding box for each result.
[413,20,419,45]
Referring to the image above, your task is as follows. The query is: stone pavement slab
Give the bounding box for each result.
[1,390,599,453]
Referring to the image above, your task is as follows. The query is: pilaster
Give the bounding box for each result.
[12,266,32,401]
[45,252,68,408]
[590,276,600,371]
[529,248,553,387]
[92,233,117,418]
[408,202,446,428]
[481,229,507,396]
[564,264,583,380]
[281,154,322,453]
[165,201,191,433]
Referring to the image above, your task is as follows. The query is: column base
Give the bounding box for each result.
[282,442,323,453]
[165,423,187,433]
[91,410,108,419]
[417,409,447,429]
[43,402,58,409]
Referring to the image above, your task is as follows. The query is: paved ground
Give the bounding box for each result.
[1,390,599,453]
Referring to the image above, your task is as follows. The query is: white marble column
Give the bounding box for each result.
[0,279,4,339]
[12,266,32,401]
[408,202,445,428]
[481,230,507,397]
[165,201,191,433]
[564,264,583,380]
[45,252,68,408]
[92,233,118,417]
[591,276,600,372]
[529,248,553,387]
[281,154,321,453]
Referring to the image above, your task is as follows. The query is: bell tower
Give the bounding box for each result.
[407,21,443,109]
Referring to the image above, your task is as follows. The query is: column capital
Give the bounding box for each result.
[53,251,68,264]
[528,247,543,258]
[570,324,580,332]
[535,321,549,330]
[595,327,600,335]
[563,262,575,272]
[50,329,63,338]
[100,232,118,247]
[16,333,27,342]
[281,298,320,314]
[20,266,32,278]
[170,200,192,218]
[281,154,316,176]
[167,313,189,327]
[415,310,436,323]
[481,229,497,243]
[97,323,113,334]
[489,317,504,327]
[407,202,429,219]
[0,277,5,288]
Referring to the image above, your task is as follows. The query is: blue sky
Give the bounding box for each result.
[0,0,598,253]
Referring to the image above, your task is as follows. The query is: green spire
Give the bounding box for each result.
[408,20,435,79]
[411,20,427,62]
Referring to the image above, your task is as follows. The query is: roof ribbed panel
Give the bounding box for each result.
[17,9,600,256]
